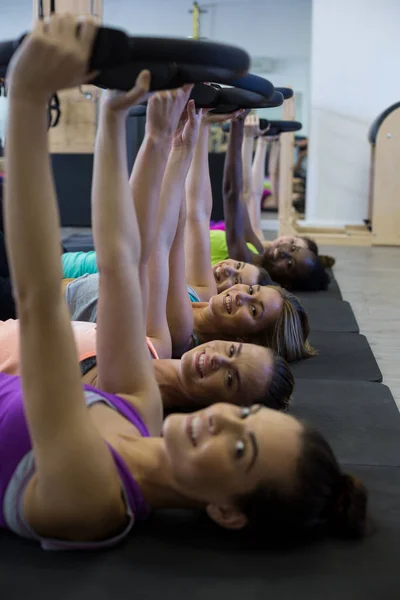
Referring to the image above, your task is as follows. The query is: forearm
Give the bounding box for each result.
[185,121,212,221]
[251,137,268,240]
[241,134,254,201]
[92,108,141,271]
[4,97,64,305]
[129,132,172,265]
[146,147,193,354]
[223,120,250,260]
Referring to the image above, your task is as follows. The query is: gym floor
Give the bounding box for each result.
[61,227,400,409]
[320,244,400,409]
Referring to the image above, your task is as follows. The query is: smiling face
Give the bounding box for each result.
[162,404,302,508]
[263,244,317,289]
[206,284,283,340]
[180,340,274,406]
[213,259,261,293]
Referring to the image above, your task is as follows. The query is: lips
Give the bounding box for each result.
[195,351,206,378]
[186,414,201,446]
[223,294,232,314]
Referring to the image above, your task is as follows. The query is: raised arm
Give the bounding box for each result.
[5,17,125,538]
[223,117,262,262]
[242,114,269,241]
[91,73,164,409]
[128,93,173,317]
[145,89,196,359]
[184,110,239,301]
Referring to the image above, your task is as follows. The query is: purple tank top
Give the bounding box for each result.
[0,373,150,534]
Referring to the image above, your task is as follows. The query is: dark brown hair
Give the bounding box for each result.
[236,424,368,542]
[257,353,294,412]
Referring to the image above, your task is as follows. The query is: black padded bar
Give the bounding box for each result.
[274,87,294,99]
[190,84,271,109]
[0,28,251,91]
[260,90,284,108]
[263,120,302,136]
[369,101,400,144]
[300,298,359,333]
[291,332,382,382]
[225,73,274,99]
[292,379,400,466]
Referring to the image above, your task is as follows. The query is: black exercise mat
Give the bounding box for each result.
[62,233,95,253]
[0,465,398,600]
[295,276,343,300]
[292,332,382,382]
[291,379,400,466]
[300,298,359,333]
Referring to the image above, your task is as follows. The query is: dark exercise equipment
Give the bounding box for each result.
[0,465,399,600]
[0,27,251,91]
[262,120,302,136]
[300,298,359,333]
[190,82,275,109]
[292,379,400,466]
[295,277,343,300]
[292,332,382,382]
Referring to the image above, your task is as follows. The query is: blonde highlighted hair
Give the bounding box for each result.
[257,286,315,362]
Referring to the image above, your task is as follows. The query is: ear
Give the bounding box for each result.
[206,504,248,530]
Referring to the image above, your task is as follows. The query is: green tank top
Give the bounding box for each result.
[209,230,258,265]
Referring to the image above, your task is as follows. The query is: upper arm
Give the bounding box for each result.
[19,300,124,536]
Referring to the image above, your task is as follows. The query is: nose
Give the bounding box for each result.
[224,266,234,277]
[207,409,242,436]
[279,248,291,259]
[210,352,231,370]
[234,291,250,306]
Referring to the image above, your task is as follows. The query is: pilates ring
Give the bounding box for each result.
[223,73,274,99]
[262,120,302,136]
[274,87,294,100]
[0,27,250,91]
[190,83,275,109]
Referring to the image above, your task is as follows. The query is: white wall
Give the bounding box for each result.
[306,0,400,227]
[0,0,312,132]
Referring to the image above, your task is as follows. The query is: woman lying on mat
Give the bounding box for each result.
[222,115,331,292]
[63,101,312,363]
[0,17,368,549]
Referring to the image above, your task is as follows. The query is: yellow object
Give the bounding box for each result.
[192,2,200,39]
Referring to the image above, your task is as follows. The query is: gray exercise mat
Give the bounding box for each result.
[300,298,359,333]
[291,379,400,466]
[292,332,382,382]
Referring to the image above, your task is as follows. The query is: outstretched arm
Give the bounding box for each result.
[145,89,196,359]
[184,110,240,301]
[129,93,174,318]
[223,117,262,262]
[91,73,162,413]
[5,16,125,539]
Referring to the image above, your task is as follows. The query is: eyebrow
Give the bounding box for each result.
[246,432,259,473]
[256,286,265,318]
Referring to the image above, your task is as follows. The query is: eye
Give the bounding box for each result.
[228,344,236,357]
[240,406,250,418]
[236,262,241,269]
[227,371,235,388]
[287,260,293,270]
[235,439,246,459]
[292,245,296,252]
[251,305,257,318]
[234,276,239,285]
[248,285,254,295]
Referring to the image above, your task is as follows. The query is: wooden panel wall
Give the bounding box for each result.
[32,0,103,154]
